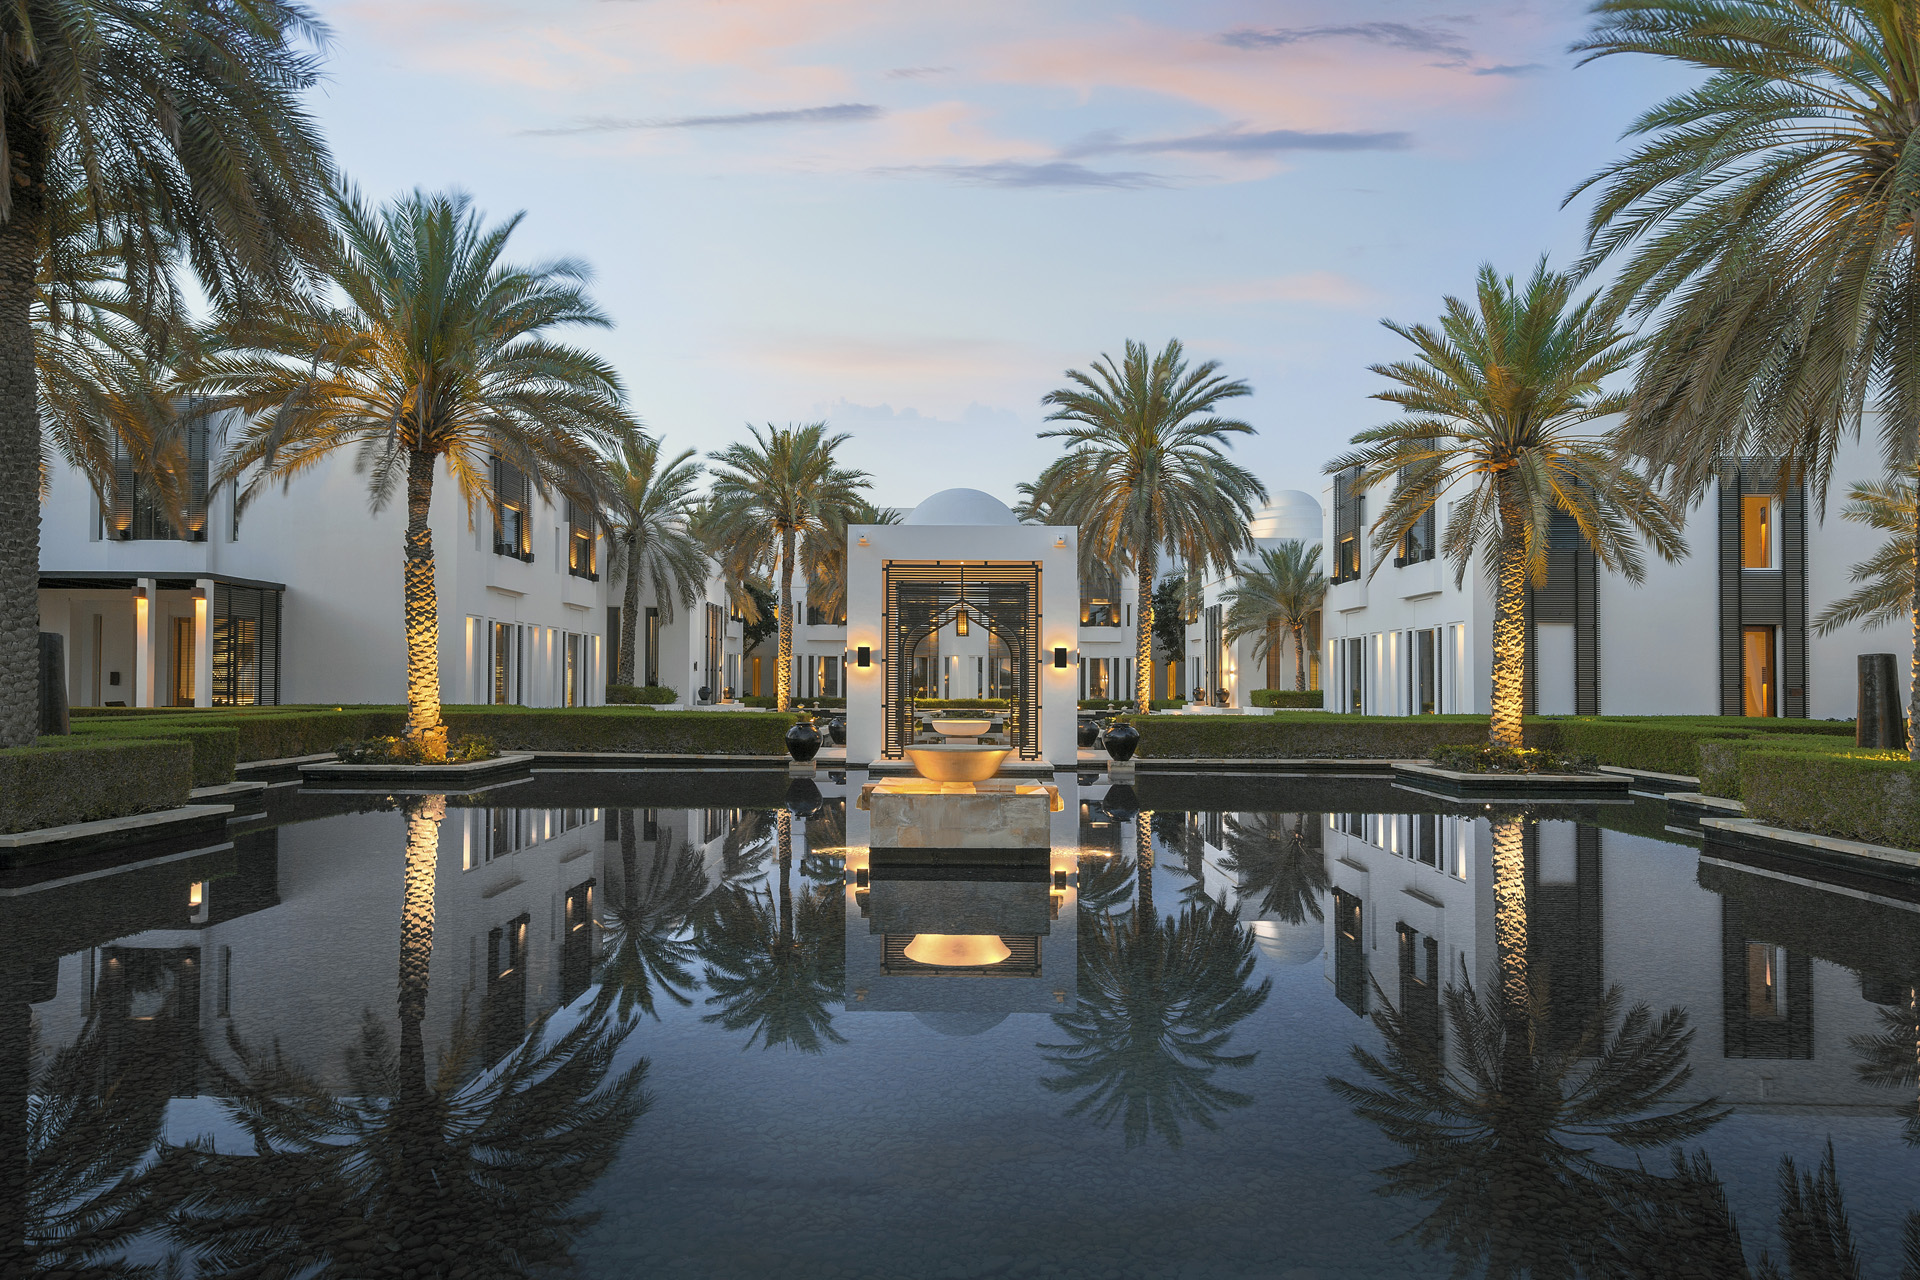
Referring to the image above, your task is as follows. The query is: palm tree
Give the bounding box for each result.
[1816,479,1916,638]
[695,807,846,1052]
[162,795,651,1277]
[606,438,707,687]
[0,0,333,748]
[1221,541,1326,693]
[197,189,637,759]
[1034,339,1267,714]
[1572,1,1920,758]
[1327,262,1685,750]
[704,424,871,712]
[804,500,899,627]
[1040,810,1273,1148]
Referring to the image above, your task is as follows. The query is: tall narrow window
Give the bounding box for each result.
[171,616,196,707]
[1332,466,1364,584]
[1416,628,1435,715]
[1743,626,1777,717]
[643,608,660,688]
[567,500,596,578]
[108,420,210,541]
[491,458,532,560]
[1741,494,1773,569]
[1745,943,1787,1019]
[492,622,514,705]
[1346,637,1364,713]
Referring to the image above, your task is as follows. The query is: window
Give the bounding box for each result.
[643,608,660,687]
[1081,572,1120,627]
[1745,943,1787,1020]
[567,500,597,579]
[1741,493,1773,569]
[563,633,580,706]
[108,421,210,541]
[492,622,516,704]
[704,604,722,699]
[806,599,848,626]
[1394,455,1436,566]
[1415,628,1436,714]
[1346,637,1363,713]
[1743,626,1777,717]
[491,458,532,560]
[1332,466,1364,584]
[211,585,281,706]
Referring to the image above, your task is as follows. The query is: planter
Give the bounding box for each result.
[828,717,847,746]
[1077,720,1100,749]
[785,721,822,763]
[1103,722,1140,763]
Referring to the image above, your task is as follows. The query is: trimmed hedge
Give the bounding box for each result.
[440,707,800,755]
[607,684,677,705]
[1122,712,1560,759]
[1,737,192,834]
[1739,750,1920,849]
[70,719,240,785]
[1556,717,1855,781]
[1252,689,1325,709]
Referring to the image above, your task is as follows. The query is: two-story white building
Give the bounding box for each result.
[1315,431,1907,721]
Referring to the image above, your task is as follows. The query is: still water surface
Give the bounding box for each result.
[4,771,1916,1278]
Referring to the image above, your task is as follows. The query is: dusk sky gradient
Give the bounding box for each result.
[315,0,1693,511]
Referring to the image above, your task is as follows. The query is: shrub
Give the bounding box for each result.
[440,707,799,755]
[69,719,240,785]
[1739,749,1920,849]
[1252,689,1325,709]
[607,684,677,705]
[1,737,192,834]
[1554,720,1763,779]
[335,734,498,765]
[1120,713,1560,760]
[1429,743,1593,775]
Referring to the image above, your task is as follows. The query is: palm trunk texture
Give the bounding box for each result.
[398,795,445,1100]
[1491,812,1532,1076]
[1490,483,1528,751]
[403,450,448,759]
[1909,470,1919,762]
[1135,556,1156,713]
[0,142,46,749]
[777,530,794,712]
[619,535,641,687]
[1135,811,1154,930]
[1292,623,1307,691]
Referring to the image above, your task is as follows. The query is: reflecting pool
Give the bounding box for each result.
[4,770,1918,1278]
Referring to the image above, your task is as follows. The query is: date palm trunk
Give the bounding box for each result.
[1135,550,1156,714]
[776,528,795,712]
[403,450,447,760]
[1292,621,1308,691]
[1135,810,1155,931]
[0,129,48,750]
[1490,480,1528,751]
[619,534,641,687]
[1909,461,1918,761]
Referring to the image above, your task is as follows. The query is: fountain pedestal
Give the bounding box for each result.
[857,778,1063,850]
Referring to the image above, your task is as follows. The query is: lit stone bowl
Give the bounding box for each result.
[928,717,992,738]
[904,744,1011,783]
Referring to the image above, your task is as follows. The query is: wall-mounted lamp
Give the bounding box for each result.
[1054,536,1067,549]
[190,587,206,601]
[131,586,147,599]
[856,646,872,668]
[954,609,968,637]
[1053,869,1068,890]
[1053,646,1069,669]
[857,534,869,546]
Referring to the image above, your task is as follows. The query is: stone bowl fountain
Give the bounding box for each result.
[904,743,1011,783]
[928,716,992,739]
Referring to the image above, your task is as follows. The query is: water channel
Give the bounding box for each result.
[3,769,1916,1278]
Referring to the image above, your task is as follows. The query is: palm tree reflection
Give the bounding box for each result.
[1852,984,1920,1148]
[165,795,650,1277]
[595,811,709,1020]
[1329,811,1726,1278]
[696,791,846,1053]
[1218,812,1328,925]
[1040,810,1273,1148]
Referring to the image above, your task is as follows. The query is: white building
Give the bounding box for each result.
[1315,433,1908,720]
[33,423,753,711]
[1184,490,1327,707]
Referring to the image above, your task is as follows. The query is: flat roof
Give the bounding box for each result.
[40,571,288,593]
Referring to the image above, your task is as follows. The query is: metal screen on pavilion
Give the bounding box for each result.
[212,584,282,705]
[882,561,1041,760]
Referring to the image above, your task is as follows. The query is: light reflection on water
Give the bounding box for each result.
[2,771,1917,1278]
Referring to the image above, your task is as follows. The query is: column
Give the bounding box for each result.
[133,577,155,707]
[193,579,214,707]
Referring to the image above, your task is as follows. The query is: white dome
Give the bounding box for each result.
[1249,917,1323,967]
[904,488,1019,527]
[1249,490,1323,546]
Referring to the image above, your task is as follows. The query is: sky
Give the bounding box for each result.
[312,0,1693,513]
